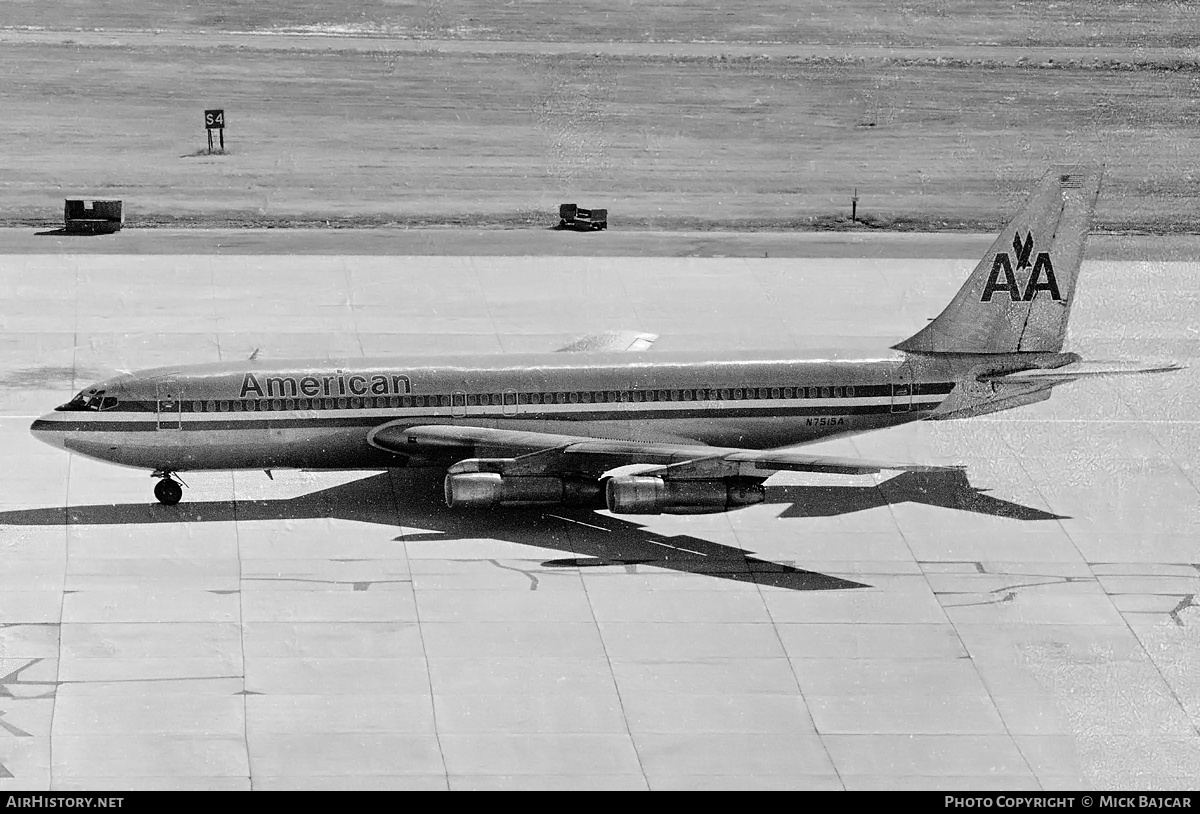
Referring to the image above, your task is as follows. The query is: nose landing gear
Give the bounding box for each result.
[152,472,185,506]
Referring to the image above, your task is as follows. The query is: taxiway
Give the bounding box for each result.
[0,232,1196,789]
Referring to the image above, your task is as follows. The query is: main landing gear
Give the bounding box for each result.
[152,472,184,506]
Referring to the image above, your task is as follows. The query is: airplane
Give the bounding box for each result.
[30,165,1181,514]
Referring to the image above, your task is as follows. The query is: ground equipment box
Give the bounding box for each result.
[558,203,607,231]
[64,199,123,234]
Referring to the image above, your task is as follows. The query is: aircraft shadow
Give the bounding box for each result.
[34,228,119,237]
[770,469,1068,521]
[0,469,1061,591]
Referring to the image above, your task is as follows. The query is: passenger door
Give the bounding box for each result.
[156,378,183,430]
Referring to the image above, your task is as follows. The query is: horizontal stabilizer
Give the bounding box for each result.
[555,331,658,353]
[982,359,1184,384]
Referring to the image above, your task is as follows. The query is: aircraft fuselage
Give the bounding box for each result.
[31,349,996,473]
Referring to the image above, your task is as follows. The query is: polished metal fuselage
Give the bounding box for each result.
[30,349,1048,473]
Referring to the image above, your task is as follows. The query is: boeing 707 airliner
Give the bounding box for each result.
[31,166,1180,513]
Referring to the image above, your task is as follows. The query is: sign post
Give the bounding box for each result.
[204,109,225,153]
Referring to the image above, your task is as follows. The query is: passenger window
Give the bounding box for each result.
[337,398,347,409]
[771,388,780,399]
[783,388,793,398]
[846,385,855,397]
[206,400,216,412]
[821,387,830,399]
[219,400,230,411]
[232,400,243,412]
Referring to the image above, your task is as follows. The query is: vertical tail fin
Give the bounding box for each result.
[894,165,1102,354]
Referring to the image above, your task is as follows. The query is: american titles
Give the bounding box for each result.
[240,371,411,399]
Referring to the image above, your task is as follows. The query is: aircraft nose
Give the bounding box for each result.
[30,414,66,450]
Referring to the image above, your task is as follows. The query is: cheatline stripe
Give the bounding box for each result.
[53,382,959,416]
[32,400,947,432]
[139,397,921,418]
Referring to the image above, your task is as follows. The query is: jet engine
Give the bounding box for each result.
[605,475,765,515]
[443,472,602,509]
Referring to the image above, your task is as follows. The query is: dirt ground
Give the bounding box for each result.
[1,3,1198,231]
[5,1,1199,48]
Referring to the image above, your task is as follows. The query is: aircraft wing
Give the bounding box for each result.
[369,423,956,479]
[982,359,1184,385]
[554,331,658,352]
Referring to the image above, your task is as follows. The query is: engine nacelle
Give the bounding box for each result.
[605,475,765,515]
[443,472,602,509]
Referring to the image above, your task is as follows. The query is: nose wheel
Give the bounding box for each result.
[153,476,183,506]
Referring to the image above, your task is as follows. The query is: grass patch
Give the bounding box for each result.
[1,25,1198,231]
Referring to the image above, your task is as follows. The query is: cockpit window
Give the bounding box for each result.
[57,389,118,412]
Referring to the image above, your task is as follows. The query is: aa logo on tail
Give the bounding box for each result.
[980,231,1062,302]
